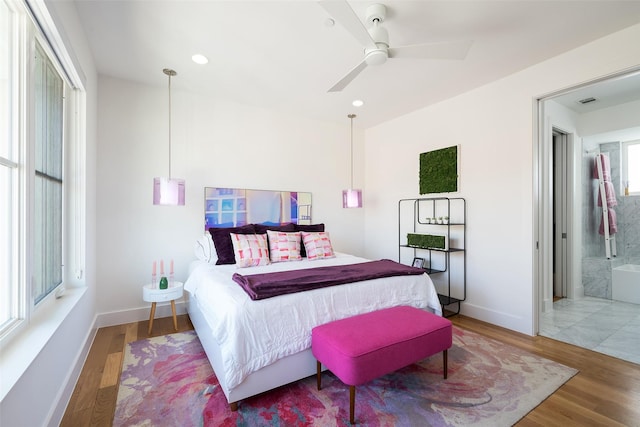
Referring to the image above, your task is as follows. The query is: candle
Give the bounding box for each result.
[160,260,164,275]
[152,261,157,275]
[170,259,174,275]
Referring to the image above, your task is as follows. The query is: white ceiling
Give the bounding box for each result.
[72,0,640,128]
[550,71,640,114]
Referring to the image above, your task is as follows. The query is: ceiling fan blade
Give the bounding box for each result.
[328,59,368,92]
[388,40,473,60]
[319,0,377,50]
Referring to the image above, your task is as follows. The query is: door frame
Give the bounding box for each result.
[553,129,569,299]
[535,112,576,318]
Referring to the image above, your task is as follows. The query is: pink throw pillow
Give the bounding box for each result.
[230,233,271,268]
[266,230,302,263]
[301,231,335,260]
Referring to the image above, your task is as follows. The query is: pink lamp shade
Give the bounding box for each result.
[153,177,185,206]
[342,189,363,208]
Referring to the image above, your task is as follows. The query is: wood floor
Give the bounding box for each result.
[60,314,640,426]
[60,314,195,426]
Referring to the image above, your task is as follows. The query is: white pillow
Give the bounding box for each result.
[194,232,217,263]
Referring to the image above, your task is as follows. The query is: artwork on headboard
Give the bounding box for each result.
[419,145,459,194]
[204,187,312,230]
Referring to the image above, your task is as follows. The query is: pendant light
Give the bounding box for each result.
[342,113,363,208]
[153,68,185,206]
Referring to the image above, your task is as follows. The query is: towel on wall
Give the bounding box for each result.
[597,181,617,208]
[593,153,611,181]
[599,208,618,236]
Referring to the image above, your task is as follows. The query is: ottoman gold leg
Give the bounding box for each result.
[148,302,156,335]
[349,385,356,425]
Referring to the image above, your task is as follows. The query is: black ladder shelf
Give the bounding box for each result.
[398,197,466,317]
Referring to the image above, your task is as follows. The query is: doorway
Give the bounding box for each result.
[535,106,578,318]
[536,66,640,338]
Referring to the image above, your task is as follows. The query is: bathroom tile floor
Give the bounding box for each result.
[539,296,640,365]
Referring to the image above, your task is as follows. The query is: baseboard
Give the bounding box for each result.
[460,303,533,336]
[48,314,98,427]
[570,286,585,299]
[96,300,187,329]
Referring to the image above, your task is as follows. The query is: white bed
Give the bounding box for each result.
[184,252,442,410]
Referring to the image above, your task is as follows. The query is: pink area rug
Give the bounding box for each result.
[114,328,576,426]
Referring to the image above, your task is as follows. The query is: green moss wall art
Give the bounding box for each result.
[419,145,458,194]
[407,233,446,250]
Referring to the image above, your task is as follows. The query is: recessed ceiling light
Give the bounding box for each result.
[192,54,208,65]
[352,99,364,107]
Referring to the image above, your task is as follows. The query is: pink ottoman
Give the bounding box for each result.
[312,306,452,424]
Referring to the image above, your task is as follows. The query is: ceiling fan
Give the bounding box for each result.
[319,1,473,92]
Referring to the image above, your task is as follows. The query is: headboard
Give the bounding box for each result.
[204,187,312,230]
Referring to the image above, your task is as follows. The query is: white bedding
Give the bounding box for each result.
[184,252,441,390]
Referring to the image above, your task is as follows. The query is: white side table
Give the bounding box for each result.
[143,281,184,334]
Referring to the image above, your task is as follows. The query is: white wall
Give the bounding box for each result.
[0,1,98,426]
[579,98,640,137]
[95,77,365,319]
[363,23,640,335]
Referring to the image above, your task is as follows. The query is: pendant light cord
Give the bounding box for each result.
[348,113,356,188]
[168,72,172,179]
[163,68,177,179]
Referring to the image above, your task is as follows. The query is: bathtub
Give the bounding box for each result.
[612,264,640,305]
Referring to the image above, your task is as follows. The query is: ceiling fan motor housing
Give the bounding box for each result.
[364,47,388,65]
[365,14,389,66]
[366,3,386,25]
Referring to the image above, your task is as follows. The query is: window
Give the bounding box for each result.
[0,0,79,341]
[623,140,640,195]
[33,42,64,304]
[0,0,17,333]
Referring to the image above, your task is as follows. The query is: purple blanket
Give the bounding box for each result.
[232,259,425,300]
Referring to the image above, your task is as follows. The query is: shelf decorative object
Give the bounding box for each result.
[407,233,446,250]
[152,259,174,289]
[412,257,425,268]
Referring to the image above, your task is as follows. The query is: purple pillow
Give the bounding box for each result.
[209,224,256,265]
[254,222,296,234]
[294,223,325,232]
[294,224,325,257]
